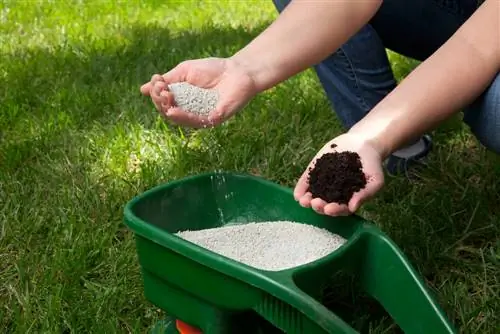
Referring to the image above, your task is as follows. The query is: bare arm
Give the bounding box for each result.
[349,0,500,158]
[230,0,382,92]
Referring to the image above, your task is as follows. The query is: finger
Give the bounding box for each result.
[164,107,211,128]
[140,74,164,96]
[323,202,351,216]
[151,74,164,87]
[140,82,152,96]
[151,81,166,111]
[348,177,384,213]
[152,80,166,97]
[293,169,312,200]
[160,90,175,109]
[298,192,313,208]
[152,74,163,81]
[311,198,327,214]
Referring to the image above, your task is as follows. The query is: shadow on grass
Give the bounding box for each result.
[0,22,268,172]
[322,272,403,334]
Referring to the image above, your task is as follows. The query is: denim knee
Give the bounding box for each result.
[463,74,500,154]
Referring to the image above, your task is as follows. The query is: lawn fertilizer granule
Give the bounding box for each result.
[174,221,346,271]
[308,149,367,205]
[168,82,218,116]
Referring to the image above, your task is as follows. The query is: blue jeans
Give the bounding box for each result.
[272,0,500,154]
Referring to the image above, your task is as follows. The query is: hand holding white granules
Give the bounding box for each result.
[140,57,258,128]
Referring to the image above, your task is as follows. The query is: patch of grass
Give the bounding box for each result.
[1,0,499,333]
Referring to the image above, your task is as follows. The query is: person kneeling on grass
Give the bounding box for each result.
[140,0,499,217]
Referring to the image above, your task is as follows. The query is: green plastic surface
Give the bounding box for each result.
[124,172,457,334]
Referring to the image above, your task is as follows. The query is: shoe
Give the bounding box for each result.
[383,134,433,176]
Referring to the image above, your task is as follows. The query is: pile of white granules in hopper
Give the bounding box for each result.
[174,221,347,271]
[168,82,218,116]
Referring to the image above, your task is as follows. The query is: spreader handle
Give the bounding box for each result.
[355,227,457,334]
[258,224,458,334]
[253,275,360,334]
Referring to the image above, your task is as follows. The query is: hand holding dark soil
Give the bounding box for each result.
[294,133,385,216]
[140,57,258,128]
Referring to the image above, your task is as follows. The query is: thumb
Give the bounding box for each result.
[348,178,383,212]
[206,97,237,126]
[294,167,312,201]
[162,61,190,84]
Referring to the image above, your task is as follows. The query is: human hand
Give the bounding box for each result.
[140,57,258,128]
[294,133,385,216]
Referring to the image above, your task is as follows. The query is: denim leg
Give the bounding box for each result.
[463,74,500,154]
[312,27,397,129]
[272,0,396,130]
[370,0,478,61]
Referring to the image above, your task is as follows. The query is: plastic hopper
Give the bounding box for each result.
[123,172,457,334]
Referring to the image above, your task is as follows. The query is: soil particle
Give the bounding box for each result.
[307,150,367,204]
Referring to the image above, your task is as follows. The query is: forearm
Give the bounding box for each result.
[230,0,382,92]
[349,0,500,158]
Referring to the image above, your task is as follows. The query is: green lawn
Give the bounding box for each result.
[1,0,499,333]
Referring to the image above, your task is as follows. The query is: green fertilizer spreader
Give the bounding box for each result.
[123,172,457,334]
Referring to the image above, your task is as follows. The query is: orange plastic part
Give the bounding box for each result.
[176,320,202,334]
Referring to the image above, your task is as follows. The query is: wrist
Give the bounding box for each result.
[347,127,393,160]
[229,51,280,93]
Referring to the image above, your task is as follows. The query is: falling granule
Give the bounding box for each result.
[168,82,218,116]
[174,221,347,271]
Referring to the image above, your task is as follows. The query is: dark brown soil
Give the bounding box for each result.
[307,150,367,204]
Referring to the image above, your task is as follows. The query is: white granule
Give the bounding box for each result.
[167,82,218,116]
[174,221,347,271]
